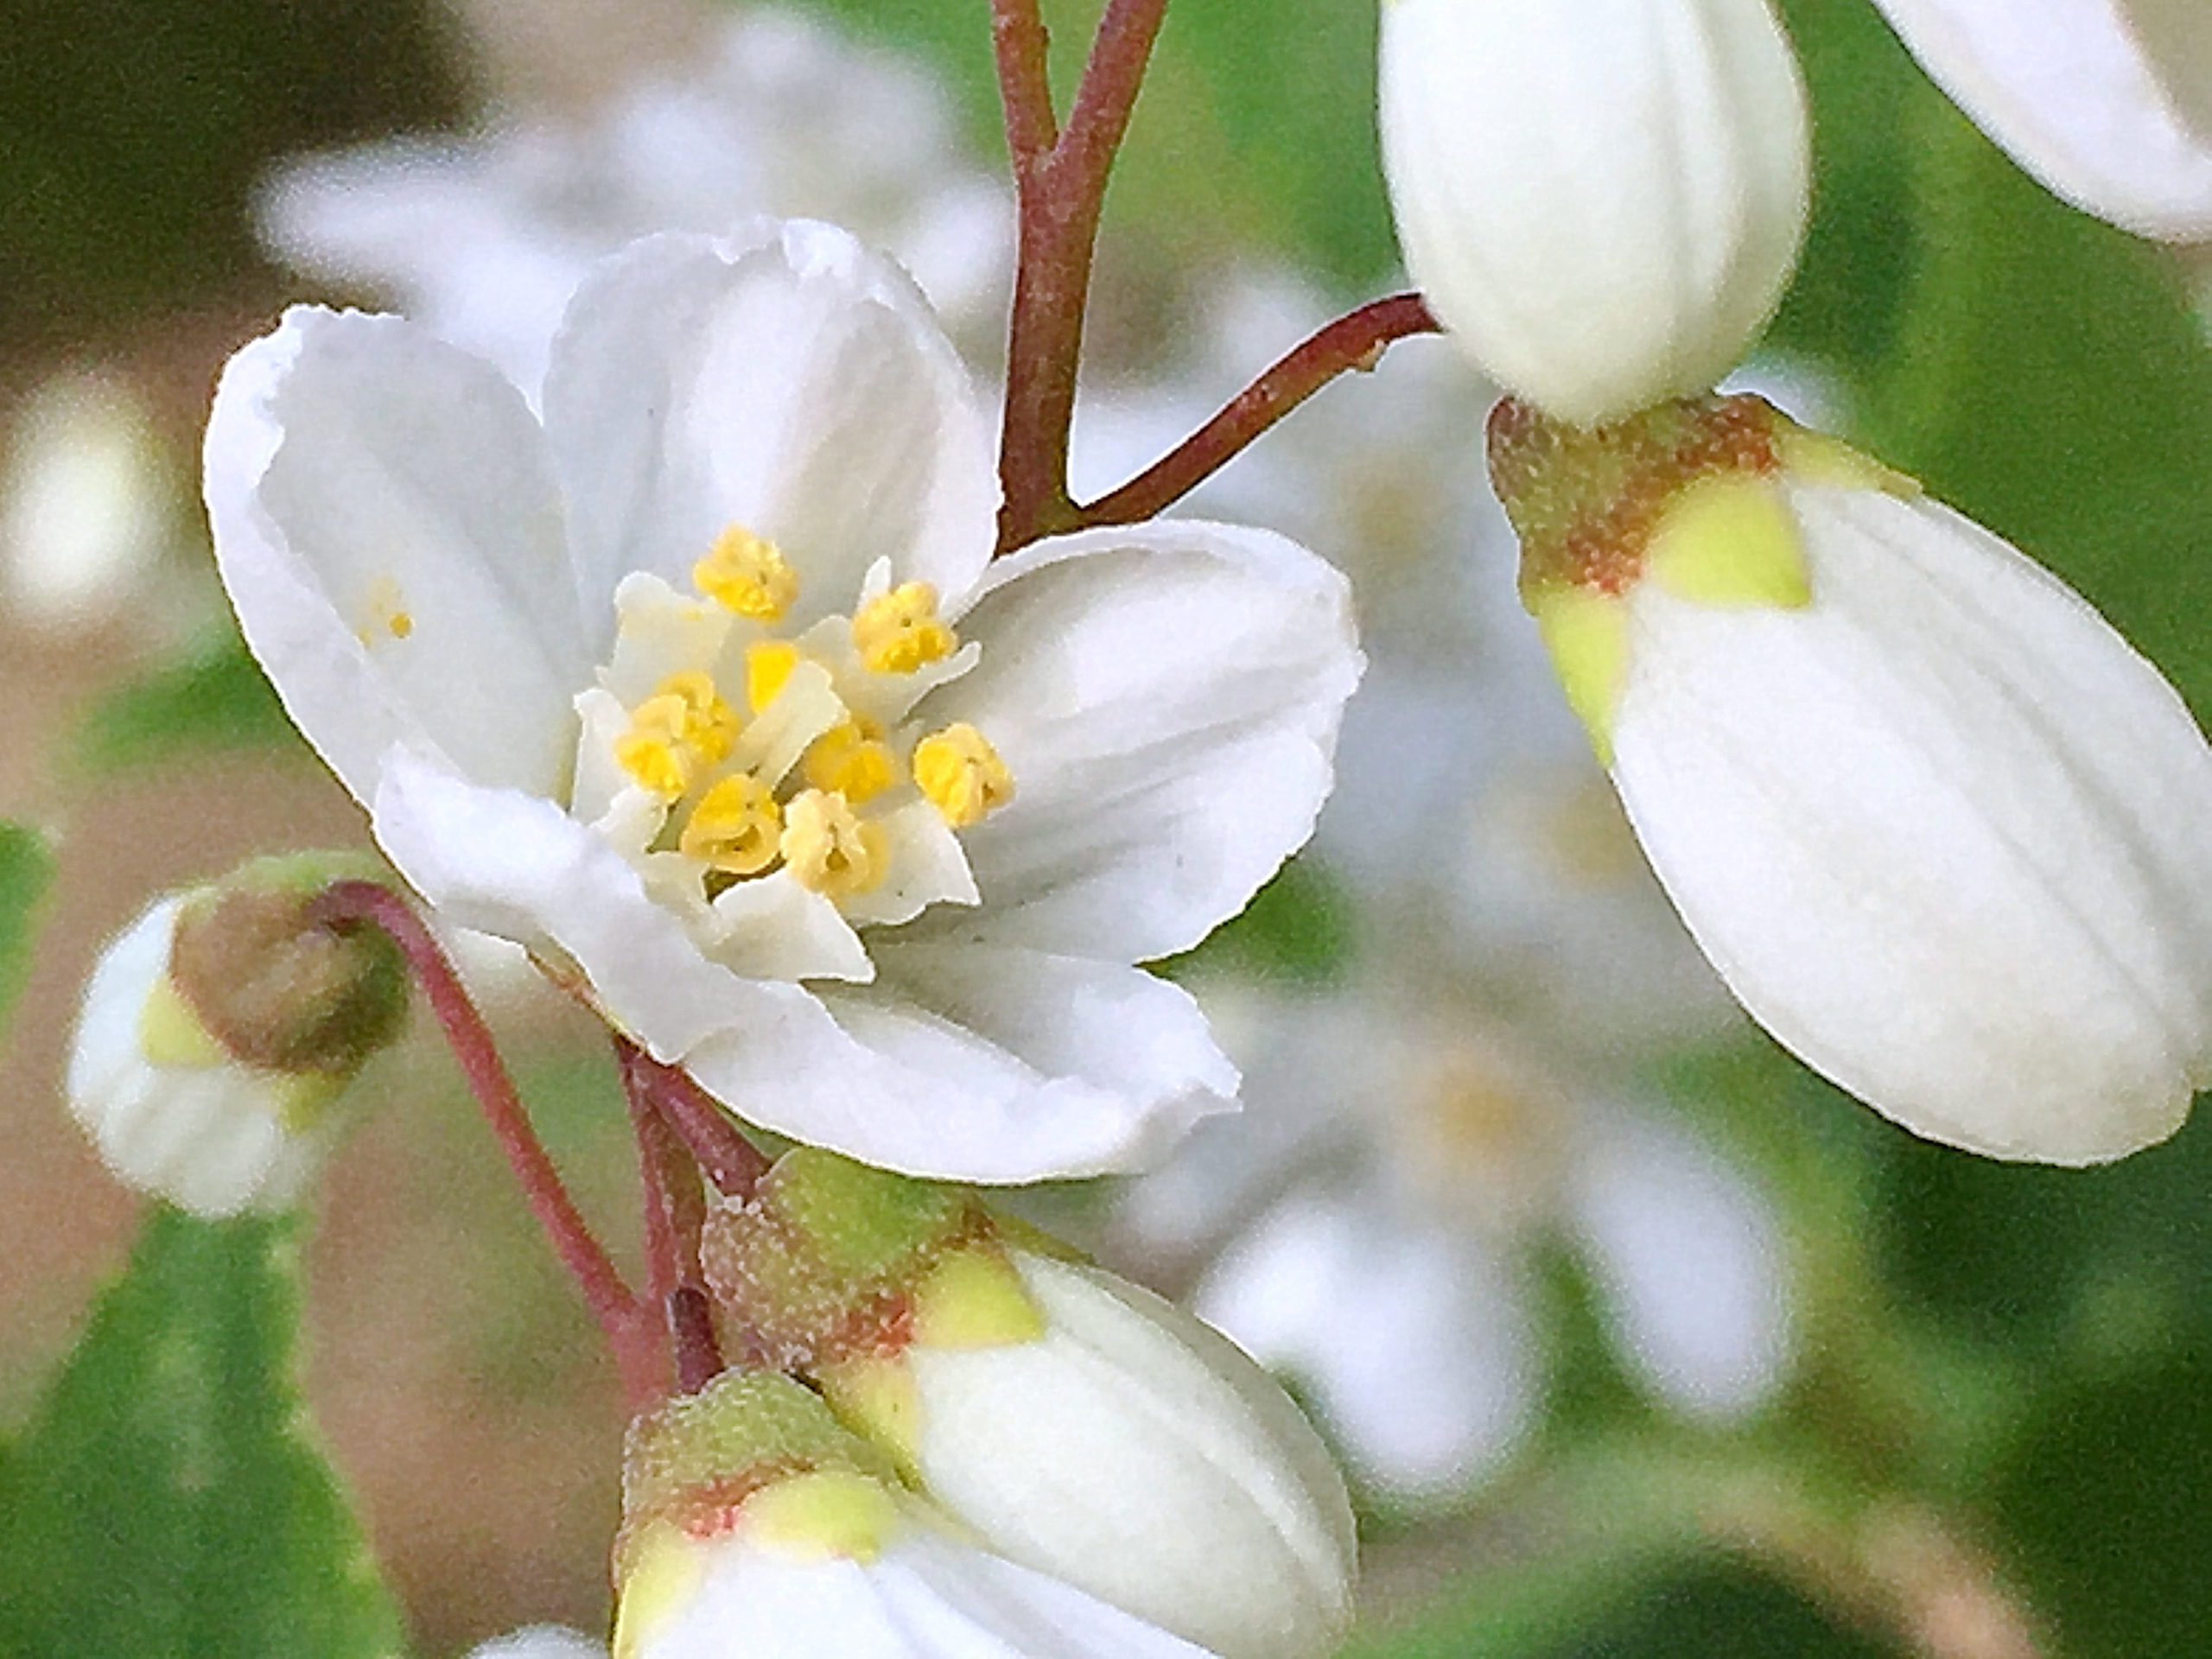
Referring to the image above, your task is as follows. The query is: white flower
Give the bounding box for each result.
[701,1150,1357,1659]
[203,219,1360,1183]
[1866,0,2212,240]
[468,1630,607,1659]
[1123,989,1791,1505]
[1491,391,2212,1163]
[257,10,1010,403]
[613,1371,1215,1659]
[1376,0,1811,425]
[67,864,408,1217]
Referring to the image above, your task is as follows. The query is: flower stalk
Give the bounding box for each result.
[312,878,663,1408]
[992,0,1172,553]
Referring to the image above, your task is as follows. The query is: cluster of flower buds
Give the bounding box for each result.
[67,855,409,1217]
[1377,0,2212,1162]
[615,1147,1356,1658]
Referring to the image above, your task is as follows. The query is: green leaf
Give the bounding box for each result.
[73,640,299,775]
[0,1210,406,1659]
[0,823,54,1038]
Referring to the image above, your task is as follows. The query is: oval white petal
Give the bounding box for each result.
[204,308,593,804]
[916,519,1361,963]
[543,222,998,638]
[1867,0,2212,240]
[1611,486,2212,1161]
[1378,0,1810,423]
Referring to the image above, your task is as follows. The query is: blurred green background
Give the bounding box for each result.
[1,0,2209,1654]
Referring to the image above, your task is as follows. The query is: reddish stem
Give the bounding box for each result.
[620,1041,772,1198]
[620,1041,721,1395]
[994,0,1172,555]
[1077,293,1442,527]
[311,880,658,1409]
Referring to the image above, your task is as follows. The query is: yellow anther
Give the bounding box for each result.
[781,790,888,899]
[695,525,799,621]
[747,640,802,714]
[851,582,956,675]
[386,611,414,640]
[615,696,701,798]
[655,670,740,764]
[912,723,1014,827]
[804,718,897,805]
[679,773,785,878]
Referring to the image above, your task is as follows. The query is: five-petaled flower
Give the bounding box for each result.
[205,218,1361,1183]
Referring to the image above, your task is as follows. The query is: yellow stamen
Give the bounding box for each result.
[695,525,799,621]
[679,774,785,878]
[656,670,741,764]
[804,718,897,805]
[615,696,701,798]
[781,790,887,898]
[747,640,802,714]
[912,723,1014,827]
[851,582,956,675]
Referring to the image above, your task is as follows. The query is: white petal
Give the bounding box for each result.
[371,747,785,1059]
[1378,0,1809,423]
[635,1535,1209,1659]
[542,221,997,643]
[708,870,874,985]
[1611,486,2212,1161]
[1867,0,2212,239]
[1561,1109,1791,1420]
[466,1625,607,1659]
[912,520,1361,963]
[1197,1188,1539,1502]
[680,948,1233,1182]
[205,308,592,803]
[840,799,980,929]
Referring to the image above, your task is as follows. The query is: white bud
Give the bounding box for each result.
[1490,394,2212,1163]
[818,1251,1357,1659]
[1377,0,1810,426]
[1865,0,2212,241]
[701,1150,1357,1659]
[613,1372,1211,1659]
[67,863,407,1217]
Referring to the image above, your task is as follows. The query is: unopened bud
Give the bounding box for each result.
[67,856,407,1217]
[1490,391,2212,1163]
[613,1370,1211,1658]
[702,1149,1357,1659]
[1378,0,1809,424]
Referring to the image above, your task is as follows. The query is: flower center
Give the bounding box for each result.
[574,527,1014,925]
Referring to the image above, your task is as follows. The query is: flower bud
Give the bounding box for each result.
[613,1370,1212,1658]
[67,855,408,1216]
[1377,0,1810,426]
[1488,391,2212,1163]
[702,1149,1357,1659]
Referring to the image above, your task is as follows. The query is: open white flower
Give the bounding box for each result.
[1866,0,2212,241]
[259,9,1011,400]
[204,219,1359,1183]
[1491,391,2212,1162]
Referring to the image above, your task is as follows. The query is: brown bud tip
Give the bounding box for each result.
[168,883,407,1076]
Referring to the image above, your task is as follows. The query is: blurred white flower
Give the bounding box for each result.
[1121,989,1792,1506]
[0,371,178,634]
[468,1629,607,1659]
[1491,391,2212,1163]
[1866,0,2212,240]
[206,220,1359,1183]
[259,9,1011,401]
